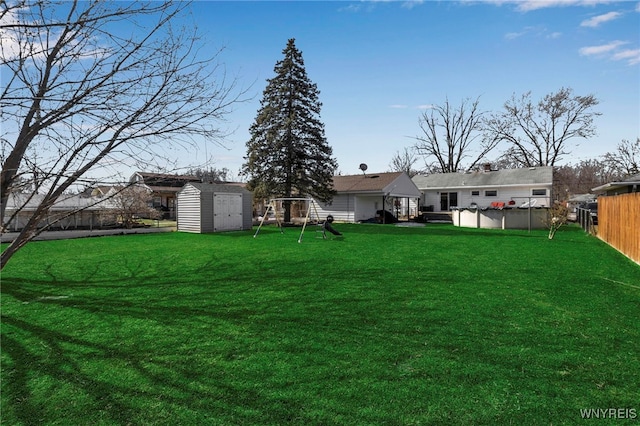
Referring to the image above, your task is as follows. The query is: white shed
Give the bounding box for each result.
[177,183,253,233]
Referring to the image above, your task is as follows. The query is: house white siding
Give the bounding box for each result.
[310,172,421,223]
[354,196,383,221]
[3,192,119,231]
[312,194,386,223]
[413,167,554,213]
[312,195,354,222]
[421,184,552,212]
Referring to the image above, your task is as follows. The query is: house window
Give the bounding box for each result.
[440,192,458,210]
[532,189,547,196]
[485,190,498,197]
[471,190,480,196]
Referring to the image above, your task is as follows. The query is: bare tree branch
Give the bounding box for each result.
[1,0,246,268]
[388,147,421,177]
[485,88,600,167]
[602,138,640,178]
[413,97,499,173]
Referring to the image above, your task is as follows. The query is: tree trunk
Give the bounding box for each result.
[283,200,291,223]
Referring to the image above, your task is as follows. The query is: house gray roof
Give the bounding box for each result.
[412,167,554,189]
[5,192,117,211]
[568,193,596,203]
[333,172,403,192]
[592,172,640,193]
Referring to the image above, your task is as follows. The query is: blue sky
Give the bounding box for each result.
[184,0,639,177]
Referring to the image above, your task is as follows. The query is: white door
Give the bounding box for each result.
[214,193,243,231]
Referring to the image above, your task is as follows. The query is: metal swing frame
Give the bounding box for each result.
[253,197,322,243]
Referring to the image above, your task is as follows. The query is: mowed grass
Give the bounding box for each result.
[1,224,639,425]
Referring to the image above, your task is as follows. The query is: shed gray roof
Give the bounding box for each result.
[412,167,553,189]
[182,182,251,194]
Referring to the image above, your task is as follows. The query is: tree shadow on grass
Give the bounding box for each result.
[0,223,614,424]
[319,223,548,238]
[1,259,326,424]
[2,311,298,424]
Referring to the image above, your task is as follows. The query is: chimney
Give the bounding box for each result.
[483,163,492,172]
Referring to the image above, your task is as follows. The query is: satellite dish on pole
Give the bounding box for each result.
[359,163,368,175]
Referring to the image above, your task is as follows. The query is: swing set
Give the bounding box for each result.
[253,197,325,243]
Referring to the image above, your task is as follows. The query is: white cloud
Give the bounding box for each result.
[580,11,622,27]
[482,0,616,12]
[416,104,435,110]
[612,49,640,65]
[579,40,627,56]
[402,0,425,9]
[389,104,409,109]
[516,1,615,12]
[505,28,532,39]
[579,41,639,65]
[504,26,559,40]
[0,5,24,61]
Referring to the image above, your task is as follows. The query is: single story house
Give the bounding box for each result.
[177,183,253,233]
[130,172,201,219]
[592,173,640,196]
[2,192,118,232]
[566,193,597,221]
[412,166,554,213]
[311,171,421,223]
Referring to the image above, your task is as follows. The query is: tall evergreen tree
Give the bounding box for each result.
[243,39,337,222]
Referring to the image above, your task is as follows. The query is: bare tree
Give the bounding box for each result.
[413,97,499,173]
[553,159,621,197]
[603,138,640,178]
[186,167,232,183]
[388,147,421,177]
[545,201,569,240]
[1,0,243,268]
[485,87,600,167]
[109,186,159,229]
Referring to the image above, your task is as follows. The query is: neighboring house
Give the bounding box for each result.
[591,173,640,196]
[2,192,118,232]
[566,193,596,221]
[311,171,421,223]
[412,166,554,213]
[176,183,253,233]
[89,186,121,198]
[130,172,201,219]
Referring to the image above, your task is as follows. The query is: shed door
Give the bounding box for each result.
[214,193,243,231]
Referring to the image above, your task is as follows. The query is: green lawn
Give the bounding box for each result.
[1,224,639,425]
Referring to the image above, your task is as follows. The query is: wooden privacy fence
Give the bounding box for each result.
[598,193,640,264]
